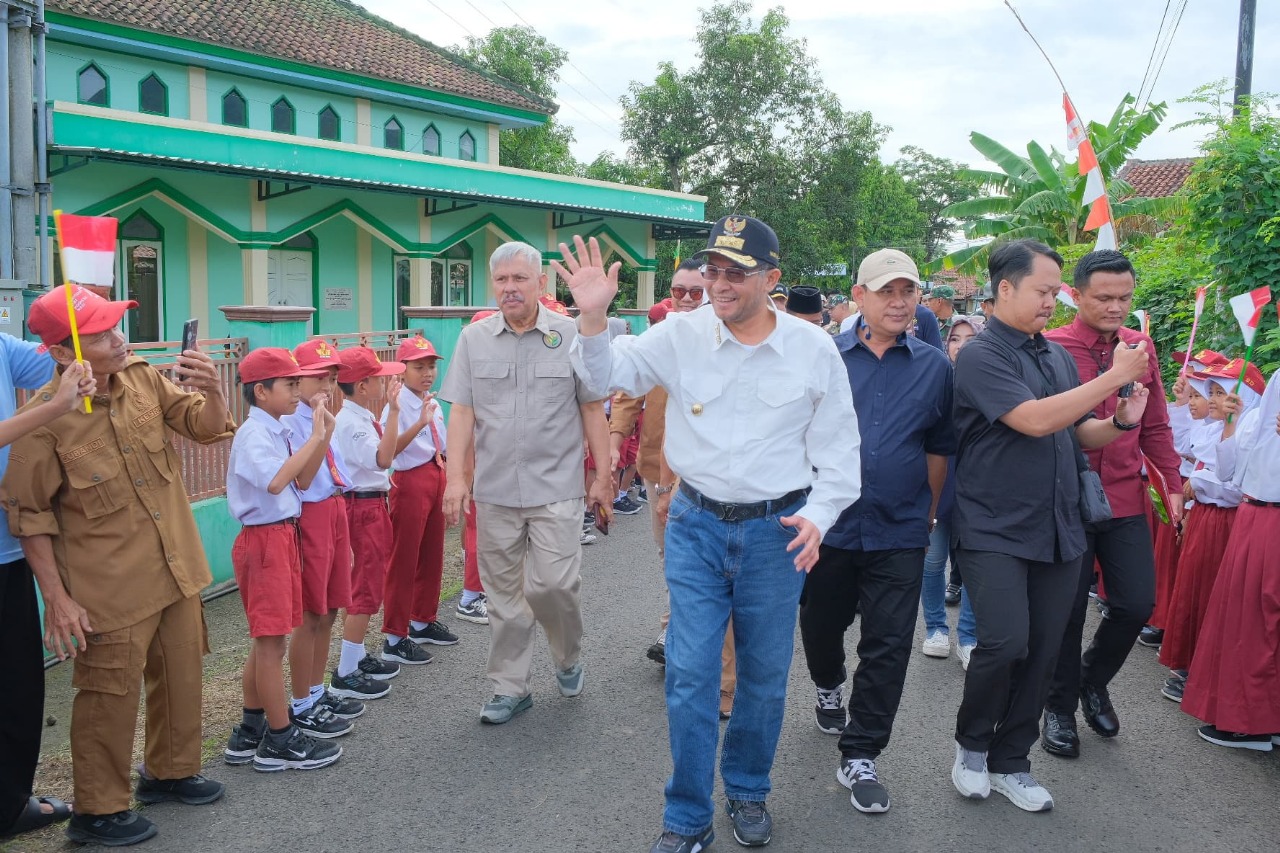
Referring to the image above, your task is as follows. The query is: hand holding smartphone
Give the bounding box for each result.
[176,319,198,382]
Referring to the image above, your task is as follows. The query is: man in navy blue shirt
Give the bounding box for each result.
[799,249,955,815]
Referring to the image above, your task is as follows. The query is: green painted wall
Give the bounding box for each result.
[368,102,488,162]
[311,217,358,335]
[205,235,243,339]
[47,42,190,117]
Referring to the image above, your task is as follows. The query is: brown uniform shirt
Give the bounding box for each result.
[609,386,669,484]
[1,357,234,633]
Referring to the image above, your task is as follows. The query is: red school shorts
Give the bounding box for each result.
[299,495,353,614]
[346,493,393,616]
[233,522,303,638]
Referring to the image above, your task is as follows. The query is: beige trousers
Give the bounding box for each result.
[70,592,207,813]
[476,499,584,698]
[646,478,736,712]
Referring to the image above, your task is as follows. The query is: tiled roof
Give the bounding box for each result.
[1116,158,1196,198]
[929,269,981,298]
[51,0,554,116]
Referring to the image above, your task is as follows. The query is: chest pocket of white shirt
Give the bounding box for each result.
[532,361,574,415]
[679,375,725,415]
[754,378,808,439]
[474,361,515,418]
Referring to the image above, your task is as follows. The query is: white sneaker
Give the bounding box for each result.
[951,742,990,799]
[957,643,976,671]
[990,772,1054,812]
[580,531,597,545]
[922,629,950,658]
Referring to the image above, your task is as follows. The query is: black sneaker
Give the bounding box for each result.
[409,621,459,646]
[382,637,433,665]
[329,669,391,701]
[253,726,342,772]
[66,810,157,846]
[583,510,596,528]
[290,702,354,738]
[944,583,961,606]
[838,757,890,813]
[224,723,263,766]
[650,827,714,853]
[1137,626,1164,648]
[316,691,365,720]
[815,682,846,735]
[647,630,667,666]
[725,799,772,847]
[359,653,401,680]
[612,495,643,515]
[135,772,225,806]
[636,486,649,502]
[1161,675,1185,703]
[1197,725,1274,752]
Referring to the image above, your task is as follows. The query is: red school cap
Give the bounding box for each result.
[240,347,331,384]
[336,346,406,383]
[395,335,443,362]
[28,285,137,353]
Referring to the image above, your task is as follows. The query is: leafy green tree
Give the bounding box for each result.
[456,26,578,174]
[935,95,1182,274]
[895,146,978,261]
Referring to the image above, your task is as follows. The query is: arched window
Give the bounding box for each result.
[423,124,441,156]
[139,73,168,115]
[271,97,296,134]
[384,117,403,150]
[318,105,341,141]
[120,211,162,240]
[222,88,248,127]
[458,130,476,162]
[282,231,316,250]
[78,63,108,106]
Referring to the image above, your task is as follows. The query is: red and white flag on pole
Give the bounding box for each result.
[57,214,118,286]
[1063,94,1116,251]
[1228,286,1272,346]
[1132,309,1149,336]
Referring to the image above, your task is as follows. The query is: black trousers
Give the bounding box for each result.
[799,545,925,760]
[1,559,44,832]
[955,549,1077,774]
[1046,514,1155,714]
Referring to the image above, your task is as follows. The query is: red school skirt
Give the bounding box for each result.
[1159,503,1237,671]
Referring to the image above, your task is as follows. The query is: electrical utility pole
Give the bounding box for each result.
[1234,0,1256,116]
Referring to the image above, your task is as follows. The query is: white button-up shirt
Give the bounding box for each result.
[573,303,862,536]
[334,399,392,491]
[227,407,302,525]
[383,385,447,472]
[282,400,350,502]
[1214,373,1280,502]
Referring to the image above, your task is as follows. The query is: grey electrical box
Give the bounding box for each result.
[0,280,27,339]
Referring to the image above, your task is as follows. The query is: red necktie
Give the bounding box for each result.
[326,448,346,488]
[425,408,445,469]
[372,417,383,437]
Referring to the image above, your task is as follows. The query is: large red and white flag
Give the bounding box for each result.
[57,214,117,286]
[1063,94,1116,251]
[1228,286,1272,346]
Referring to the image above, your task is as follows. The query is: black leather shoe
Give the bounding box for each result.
[1080,682,1120,737]
[1041,711,1080,757]
[944,583,961,606]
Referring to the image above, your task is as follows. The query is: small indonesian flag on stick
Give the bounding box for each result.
[1132,309,1149,336]
[52,211,118,413]
[1225,286,1273,423]
[1178,285,1210,379]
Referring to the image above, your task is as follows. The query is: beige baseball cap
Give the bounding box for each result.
[857,249,922,292]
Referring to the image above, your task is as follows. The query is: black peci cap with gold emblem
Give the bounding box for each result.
[691,214,781,270]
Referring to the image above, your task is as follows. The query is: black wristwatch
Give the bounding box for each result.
[1112,414,1140,431]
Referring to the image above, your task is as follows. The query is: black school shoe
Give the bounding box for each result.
[650,827,714,853]
[1197,725,1274,752]
[135,772,225,805]
[252,726,342,773]
[382,637,433,665]
[224,723,263,765]
[358,653,401,680]
[409,621,459,646]
[66,810,157,847]
[1137,626,1164,648]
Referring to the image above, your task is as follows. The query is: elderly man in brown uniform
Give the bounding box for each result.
[1,286,233,847]
[611,259,737,718]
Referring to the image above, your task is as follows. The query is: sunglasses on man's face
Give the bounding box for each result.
[699,264,765,285]
[671,286,705,300]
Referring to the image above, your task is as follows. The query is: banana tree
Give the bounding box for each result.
[931,94,1185,275]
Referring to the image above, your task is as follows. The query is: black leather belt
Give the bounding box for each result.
[678,481,809,522]
[244,518,299,529]
[349,490,389,499]
[1243,495,1280,508]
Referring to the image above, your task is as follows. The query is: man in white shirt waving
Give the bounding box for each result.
[561,216,862,852]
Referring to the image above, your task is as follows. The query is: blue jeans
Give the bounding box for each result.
[921,519,977,645]
[662,489,806,836]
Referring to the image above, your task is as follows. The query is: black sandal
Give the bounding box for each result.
[1,796,72,837]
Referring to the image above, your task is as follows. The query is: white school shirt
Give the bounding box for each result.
[1213,373,1280,502]
[382,385,447,472]
[572,302,862,537]
[226,407,302,524]
[333,399,392,491]
[281,400,350,502]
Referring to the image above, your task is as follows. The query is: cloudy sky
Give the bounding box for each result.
[362,0,1277,171]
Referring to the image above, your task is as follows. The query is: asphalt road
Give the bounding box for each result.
[54,503,1280,852]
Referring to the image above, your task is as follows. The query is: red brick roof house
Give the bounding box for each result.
[1116,158,1197,198]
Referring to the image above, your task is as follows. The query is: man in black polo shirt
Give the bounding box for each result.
[799,248,955,815]
[948,240,1150,814]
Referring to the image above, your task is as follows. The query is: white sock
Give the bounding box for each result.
[309,684,325,701]
[460,589,481,607]
[410,620,430,631]
[386,634,403,645]
[290,695,314,715]
[617,490,626,501]
[338,640,364,677]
